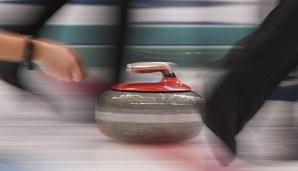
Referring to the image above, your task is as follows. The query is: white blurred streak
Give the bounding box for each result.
[237,100,298,163]
[0,0,296,170]
[130,5,261,25]
[0,67,297,170]
[0,4,44,25]
[19,67,113,123]
[47,4,119,25]
[0,79,61,126]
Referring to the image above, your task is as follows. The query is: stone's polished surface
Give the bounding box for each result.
[96,90,205,143]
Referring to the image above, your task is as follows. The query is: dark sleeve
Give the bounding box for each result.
[203,0,298,164]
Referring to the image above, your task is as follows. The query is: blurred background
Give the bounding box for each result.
[2,0,298,170]
[0,0,278,120]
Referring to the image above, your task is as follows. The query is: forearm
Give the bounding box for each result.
[0,30,85,81]
[0,32,27,62]
[0,30,48,63]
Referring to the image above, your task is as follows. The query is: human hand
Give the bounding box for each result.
[32,39,85,81]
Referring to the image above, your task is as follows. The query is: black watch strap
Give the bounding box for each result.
[23,38,35,70]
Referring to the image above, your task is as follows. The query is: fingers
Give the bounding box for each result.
[57,57,85,82]
[68,49,85,82]
[40,61,81,82]
[57,60,84,82]
[71,65,84,82]
[34,39,86,82]
[60,72,73,81]
[50,63,84,82]
[44,69,73,81]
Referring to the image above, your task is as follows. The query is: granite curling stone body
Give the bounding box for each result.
[95,62,205,143]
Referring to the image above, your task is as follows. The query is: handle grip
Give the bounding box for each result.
[111,62,191,92]
[126,62,176,78]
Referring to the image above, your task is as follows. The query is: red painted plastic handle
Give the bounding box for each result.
[111,62,191,92]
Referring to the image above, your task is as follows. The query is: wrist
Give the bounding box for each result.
[23,38,35,69]
[31,39,51,63]
[31,39,42,62]
[21,38,51,69]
